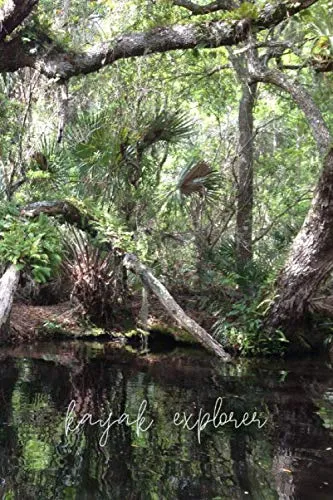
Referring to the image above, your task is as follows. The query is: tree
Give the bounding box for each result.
[229,50,257,269]
[245,40,333,345]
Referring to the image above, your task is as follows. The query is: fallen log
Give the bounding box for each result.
[0,265,20,342]
[123,253,231,361]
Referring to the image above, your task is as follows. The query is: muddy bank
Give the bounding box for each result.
[9,299,204,348]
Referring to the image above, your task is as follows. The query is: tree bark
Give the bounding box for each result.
[0,0,319,78]
[236,80,257,268]
[20,200,98,236]
[123,253,231,361]
[230,51,257,268]
[267,148,333,340]
[0,0,38,42]
[0,265,20,342]
[173,0,238,15]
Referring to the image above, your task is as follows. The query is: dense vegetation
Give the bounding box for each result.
[1,0,333,357]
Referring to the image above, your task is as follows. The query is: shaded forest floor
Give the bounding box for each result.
[11,302,81,342]
[9,293,213,345]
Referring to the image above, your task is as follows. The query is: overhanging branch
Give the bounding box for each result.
[0,0,319,79]
[0,0,38,42]
[247,46,332,155]
[173,0,238,15]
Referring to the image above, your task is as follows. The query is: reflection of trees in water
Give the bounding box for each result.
[1,348,333,498]
[0,359,19,492]
[247,361,333,499]
[268,372,333,499]
[0,353,247,498]
[70,363,135,499]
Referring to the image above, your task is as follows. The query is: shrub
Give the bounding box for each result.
[0,206,62,283]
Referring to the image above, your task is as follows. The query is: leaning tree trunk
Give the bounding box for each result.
[21,200,231,360]
[267,148,333,338]
[247,43,333,343]
[0,265,20,342]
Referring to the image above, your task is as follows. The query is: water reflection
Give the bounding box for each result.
[0,342,332,499]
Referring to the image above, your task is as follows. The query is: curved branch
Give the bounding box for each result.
[0,0,38,42]
[247,51,332,155]
[20,200,98,236]
[0,0,319,79]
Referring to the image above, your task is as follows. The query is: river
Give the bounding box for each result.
[0,341,332,499]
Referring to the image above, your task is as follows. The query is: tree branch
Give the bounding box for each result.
[0,0,38,42]
[20,200,98,236]
[173,0,238,15]
[247,47,332,155]
[0,0,319,79]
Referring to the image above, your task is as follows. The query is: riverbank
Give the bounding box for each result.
[9,297,207,347]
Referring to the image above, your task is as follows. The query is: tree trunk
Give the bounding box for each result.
[267,148,333,341]
[236,80,257,269]
[123,253,231,361]
[138,287,149,330]
[230,50,257,269]
[0,265,20,342]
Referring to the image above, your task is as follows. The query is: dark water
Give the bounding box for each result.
[0,341,333,499]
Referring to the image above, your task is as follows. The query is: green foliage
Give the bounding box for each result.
[213,302,289,356]
[123,0,178,30]
[64,106,194,202]
[196,238,289,355]
[91,208,136,251]
[232,2,259,20]
[300,3,333,57]
[0,208,62,283]
[2,0,333,356]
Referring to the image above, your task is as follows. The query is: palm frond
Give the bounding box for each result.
[62,227,131,327]
[140,109,195,151]
[177,161,221,200]
[178,161,211,195]
[66,111,106,146]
